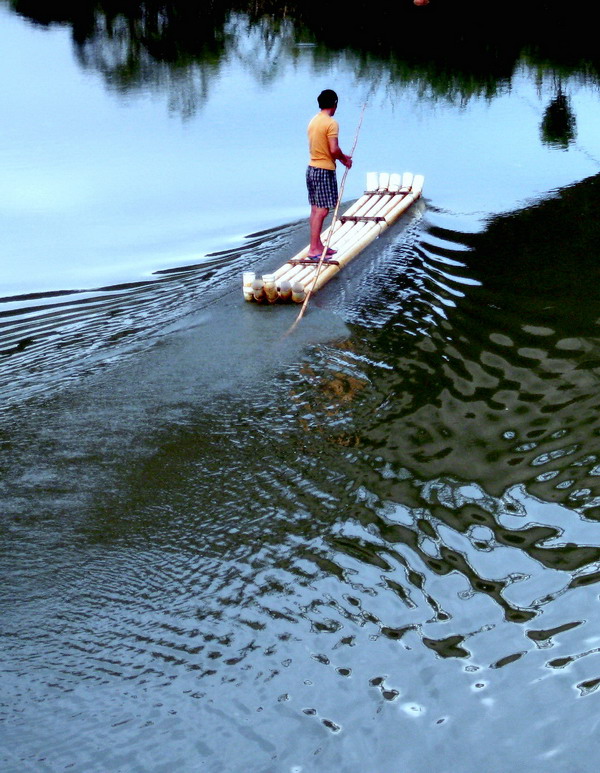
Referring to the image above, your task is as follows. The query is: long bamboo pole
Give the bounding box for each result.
[285,102,367,335]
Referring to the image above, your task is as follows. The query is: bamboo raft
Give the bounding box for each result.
[243,171,424,304]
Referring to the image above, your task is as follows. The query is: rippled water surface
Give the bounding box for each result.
[2,3,600,772]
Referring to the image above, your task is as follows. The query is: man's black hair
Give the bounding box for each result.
[318,89,338,109]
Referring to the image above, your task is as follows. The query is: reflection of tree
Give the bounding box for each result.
[225,14,298,87]
[9,1,234,116]
[540,87,577,149]
[8,1,600,116]
[72,9,225,117]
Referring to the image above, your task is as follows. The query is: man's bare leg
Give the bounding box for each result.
[309,205,329,256]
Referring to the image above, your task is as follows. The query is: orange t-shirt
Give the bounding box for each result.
[307,112,338,171]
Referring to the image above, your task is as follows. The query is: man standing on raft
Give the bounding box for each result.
[306,89,353,260]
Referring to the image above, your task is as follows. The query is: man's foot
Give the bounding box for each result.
[307,247,337,259]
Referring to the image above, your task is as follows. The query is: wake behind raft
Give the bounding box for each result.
[243,171,424,304]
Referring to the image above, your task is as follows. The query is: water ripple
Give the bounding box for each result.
[3,199,600,770]
[0,224,293,411]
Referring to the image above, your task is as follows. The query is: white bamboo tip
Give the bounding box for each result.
[389,173,401,191]
[378,172,390,191]
[402,172,414,191]
[412,174,425,196]
[366,172,378,192]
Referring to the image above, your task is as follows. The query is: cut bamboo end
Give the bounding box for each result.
[243,171,424,303]
[252,278,265,302]
[263,273,278,303]
[278,279,292,301]
[291,282,305,303]
[243,271,256,301]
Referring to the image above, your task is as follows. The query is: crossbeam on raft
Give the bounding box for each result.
[287,258,340,266]
[242,170,425,304]
[363,189,410,196]
[339,215,386,223]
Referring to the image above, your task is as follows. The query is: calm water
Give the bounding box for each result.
[2,3,600,772]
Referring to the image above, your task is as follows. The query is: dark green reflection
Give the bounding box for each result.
[541,88,577,148]
[294,173,600,514]
[8,0,600,113]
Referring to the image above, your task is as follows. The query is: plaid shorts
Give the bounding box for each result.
[306,166,338,208]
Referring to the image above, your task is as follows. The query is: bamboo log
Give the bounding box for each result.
[321,183,402,256]
[263,273,278,303]
[306,223,386,293]
[278,279,292,301]
[291,281,305,303]
[330,189,409,257]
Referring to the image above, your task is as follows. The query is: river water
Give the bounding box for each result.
[2,3,600,772]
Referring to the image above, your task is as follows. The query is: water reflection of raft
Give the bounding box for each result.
[243,171,424,304]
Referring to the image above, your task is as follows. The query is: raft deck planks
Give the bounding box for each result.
[243,171,424,303]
